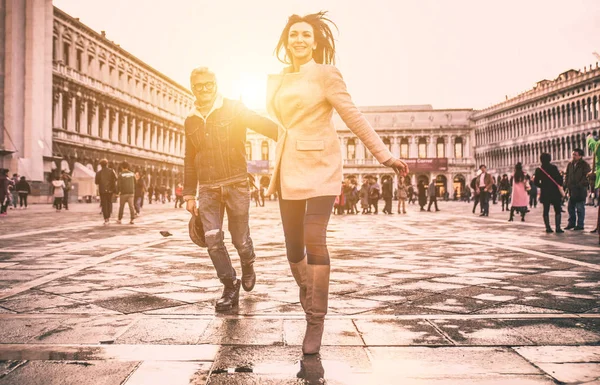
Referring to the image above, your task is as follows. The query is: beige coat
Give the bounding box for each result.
[266,60,394,200]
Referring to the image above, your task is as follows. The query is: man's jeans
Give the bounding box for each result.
[118,194,135,221]
[480,191,490,215]
[197,180,255,281]
[100,193,113,220]
[567,199,585,228]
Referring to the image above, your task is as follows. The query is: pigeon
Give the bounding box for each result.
[159,231,173,237]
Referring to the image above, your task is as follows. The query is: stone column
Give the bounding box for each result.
[341,137,347,161]
[100,105,108,140]
[144,122,151,149]
[464,135,471,158]
[391,136,400,158]
[428,136,435,158]
[158,127,164,153]
[356,141,365,163]
[409,137,418,158]
[120,114,128,144]
[446,135,453,159]
[67,94,76,131]
[90,101,98,137]
[79,99,88,135]
[53,91,62,128]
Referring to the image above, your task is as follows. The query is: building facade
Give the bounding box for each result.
[472,66,600,177]
[2,3,194,201]
[247,105,476,197]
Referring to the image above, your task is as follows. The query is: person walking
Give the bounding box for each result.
[528,175,538,209]
[397,176,408,214]
[134,171,146,216]
[266,11,408,355]
[564,148,591,230]
[51,175,66,212]
[16,176,31,209]
[116,161,136,225]
[498,174,511,212]
[533,153,564,233]
[427,180,439,212]
[368,177,381,214]
[147,184,154,204]
[407,184,415,204]
[0,169,10,216]
[359,179,370,214]
[586,132,599,235]
[477,165,493,216]
[417,180,427,211]
[61,171,72,210]
[95,159,118,225]
[9,174,18,210]
[174,183,184,209]
[470,171,480,214]
[508,163,529,222]
[381,175,393,214]
[183,66,279,312]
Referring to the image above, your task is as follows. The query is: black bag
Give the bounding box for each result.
[188,214,206,248]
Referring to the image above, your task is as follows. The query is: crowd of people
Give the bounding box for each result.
[0,169,32,216]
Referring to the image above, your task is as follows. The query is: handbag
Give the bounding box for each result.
[538,167,566,198]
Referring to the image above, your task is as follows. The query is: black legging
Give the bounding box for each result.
[542,202,561,217]
[19,193,28,207]
[279,196,336,266]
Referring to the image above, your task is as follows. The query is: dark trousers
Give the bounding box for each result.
[175,195,184,208]
[501,195,510,211]
[118,194,135,221]
[53,197,63,210]
[197,181,255,280]
[480,191,490,215]
[100,192,113,220]
[529,194,537,208]
[1,197,9,213]
[135,195,143,214]
[63,190,69,209]
[279,196,336,266]
[383,197,392,213]
[369,198,379,213]
[427,196,439,211]
[18,193,28,208]
[472,195,480,213]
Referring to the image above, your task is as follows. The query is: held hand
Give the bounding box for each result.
[186,199,199,216]
[390,159,409,177]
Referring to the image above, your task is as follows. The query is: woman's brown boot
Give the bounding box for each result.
[302,264,330,355]
[289,257,308,311]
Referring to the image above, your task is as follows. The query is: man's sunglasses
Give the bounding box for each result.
[192,82,215,92]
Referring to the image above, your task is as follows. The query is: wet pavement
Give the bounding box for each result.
[0,200,599,384]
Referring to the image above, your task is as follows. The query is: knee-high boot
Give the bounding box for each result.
[555,212,564,233]
[289,257,307,311]
[303,264,330,355]
[543,214,553,233]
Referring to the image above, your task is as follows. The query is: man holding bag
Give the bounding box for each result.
[564,148,592,231]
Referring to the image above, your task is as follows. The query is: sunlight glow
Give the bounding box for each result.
[234,73,268,110]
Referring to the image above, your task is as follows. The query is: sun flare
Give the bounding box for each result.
[235,73,268,110]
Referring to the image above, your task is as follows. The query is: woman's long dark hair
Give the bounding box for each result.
[275,11,338,65]
[514,162,525,183]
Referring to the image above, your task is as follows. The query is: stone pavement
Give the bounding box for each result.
[0,200,599,384]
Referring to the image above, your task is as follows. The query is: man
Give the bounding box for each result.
[564,148,592,230]
[183,67,278,312]
[134,171,146,216]
[381,175,393,214]
[477,165,493,217]
[116,161,136,225]
[470,170,481,213]
[95,159,117,225]
[368,176,381,215]
[587,132,600,234]
[427,180,440,212]
[61,171,72,210]
[10,173,18,210]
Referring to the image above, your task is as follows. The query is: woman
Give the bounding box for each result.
[533,153,564,233]
[508,163,529,222]
[16,176,31,209]
[397,176,408,214]
[267,12,408,355]
[51,175,66,212]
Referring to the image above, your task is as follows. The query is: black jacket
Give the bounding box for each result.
[565,159,591,202]
[183,99,278,197]
[95,167,117,194]
[533,163,563,204]
[15,180,31,194]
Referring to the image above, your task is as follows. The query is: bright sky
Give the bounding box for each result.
[54,0,600,110]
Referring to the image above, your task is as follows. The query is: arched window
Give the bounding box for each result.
[383,138,391,152]
[261,141,269,161]
[436,137,445,158]
[347,138,356,160]
[245,141,252,160]
[418,138,427,159]
[454,137,463,159]
[400,138,409,159]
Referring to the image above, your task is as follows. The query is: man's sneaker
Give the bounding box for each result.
[573,226,584,231]
[565,225,575,230]
[116,220,122,224]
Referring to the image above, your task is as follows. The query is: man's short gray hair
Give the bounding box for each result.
[190,67,215,80]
